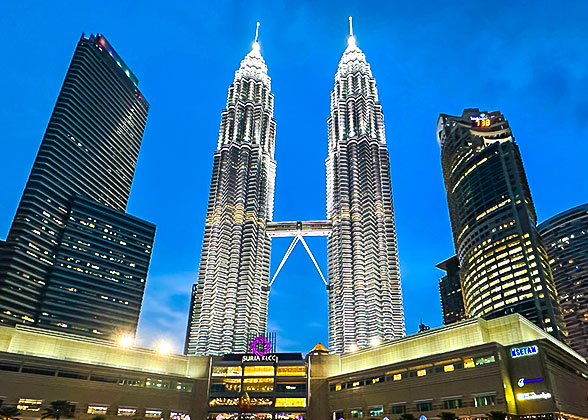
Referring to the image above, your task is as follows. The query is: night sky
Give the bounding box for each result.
[1,1,587,353]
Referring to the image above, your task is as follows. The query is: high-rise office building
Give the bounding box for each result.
[437,255,466,325]
[437,109,566,340]
[539,203,588,358]
[185,31,276,355]
[0,34,155,339]
[326,20,405,353]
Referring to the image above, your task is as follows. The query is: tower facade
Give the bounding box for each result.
[438,109,566,340]
[185,36,276,355]
[539,203,588,358]
[0,34,155,339]
[326,24,405,354]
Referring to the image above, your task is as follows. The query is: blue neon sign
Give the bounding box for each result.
[511,345,538,358]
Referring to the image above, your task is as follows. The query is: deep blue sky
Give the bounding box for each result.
[1,1,587,354]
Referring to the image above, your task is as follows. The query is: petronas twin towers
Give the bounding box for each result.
[185,20,404,355]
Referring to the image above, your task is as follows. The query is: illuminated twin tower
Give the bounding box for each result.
[185,20,405,355]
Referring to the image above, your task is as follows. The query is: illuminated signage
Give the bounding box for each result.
[470,113,491,127]
[517,392,552,401]
[511,345,538,358]
[242,354,279,363]
[250,336,272,356]
[517,377,543,388]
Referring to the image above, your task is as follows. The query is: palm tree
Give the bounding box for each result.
[398,414,417,420]
[41,401,75,420]
[438,412,457,420]
[486,411,507,420]
[0,406,21,420]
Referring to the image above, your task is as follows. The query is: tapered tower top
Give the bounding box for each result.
[234,21,270,87]
[337,17,371,79]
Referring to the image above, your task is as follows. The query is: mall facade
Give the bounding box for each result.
[0,314,586,420]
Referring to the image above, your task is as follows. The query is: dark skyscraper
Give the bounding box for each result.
[539,203,588,358]
[437,109,566,340]
[437,255,466,325]
[0,34,154,339]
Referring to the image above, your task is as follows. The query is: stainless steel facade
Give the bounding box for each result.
[325,28,405,353]
[185,38,276,355]
[539,203,588,358]
[437,109,566,340]
[0,34,154,339]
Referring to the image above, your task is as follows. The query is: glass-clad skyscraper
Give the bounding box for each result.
[326,22,405,353]
[185,35,276,355]
[0,34,155,339]
[539,203,588,358]
[437,109,566,340]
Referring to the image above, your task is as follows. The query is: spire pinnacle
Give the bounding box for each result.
[250,21,261,55]
[347,16,357,48]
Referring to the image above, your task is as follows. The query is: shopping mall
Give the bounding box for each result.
[0,314,586,420]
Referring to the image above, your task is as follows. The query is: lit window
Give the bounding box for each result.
[444,364,454,372]
[275,398,306,408]
[243,378,274,392]
[417,369,426,377]
[335,383,342,391]
[474,355,496,366]
[474,394,496,407]
[209,398,239,406]
[87,406,108,415]
[117,408,137,416]
[350,409,363,418]
[393,374,402,381]
[369,406,383,416]
[17,399,43,411]
[244,366,274,376]
[145,411,162,418]
[212,366,242,377]
[277,366,306,376]
[463,358,475,368]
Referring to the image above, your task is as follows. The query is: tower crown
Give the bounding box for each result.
[234,22,270,88]
[336,17,371,80]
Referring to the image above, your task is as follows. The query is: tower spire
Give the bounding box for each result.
[255,21,260,43]
[347,16,357,48]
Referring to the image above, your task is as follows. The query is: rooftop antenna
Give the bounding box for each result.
[255,21,260,43]
[349,16,354,37]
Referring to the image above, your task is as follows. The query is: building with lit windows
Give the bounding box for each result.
[437,256,466,325]
[184,28,277,356]
[437,109,566,341]
[326,18,404,354]
[539,203,588,358]
[0,34,155,339]
[0,315,586,420]
[208,353,308,420]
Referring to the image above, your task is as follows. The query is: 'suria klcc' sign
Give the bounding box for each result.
[242,354,278,363]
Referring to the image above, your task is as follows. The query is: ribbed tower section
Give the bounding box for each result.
[326,29,405,354]
[185,39,276,355]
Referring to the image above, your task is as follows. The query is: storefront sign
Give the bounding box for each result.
[241,354,278,363]
[517,377,543,387]
[517,392,552,401]
[511,345,538,358]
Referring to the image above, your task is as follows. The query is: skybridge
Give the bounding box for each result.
[265,220,332,290]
